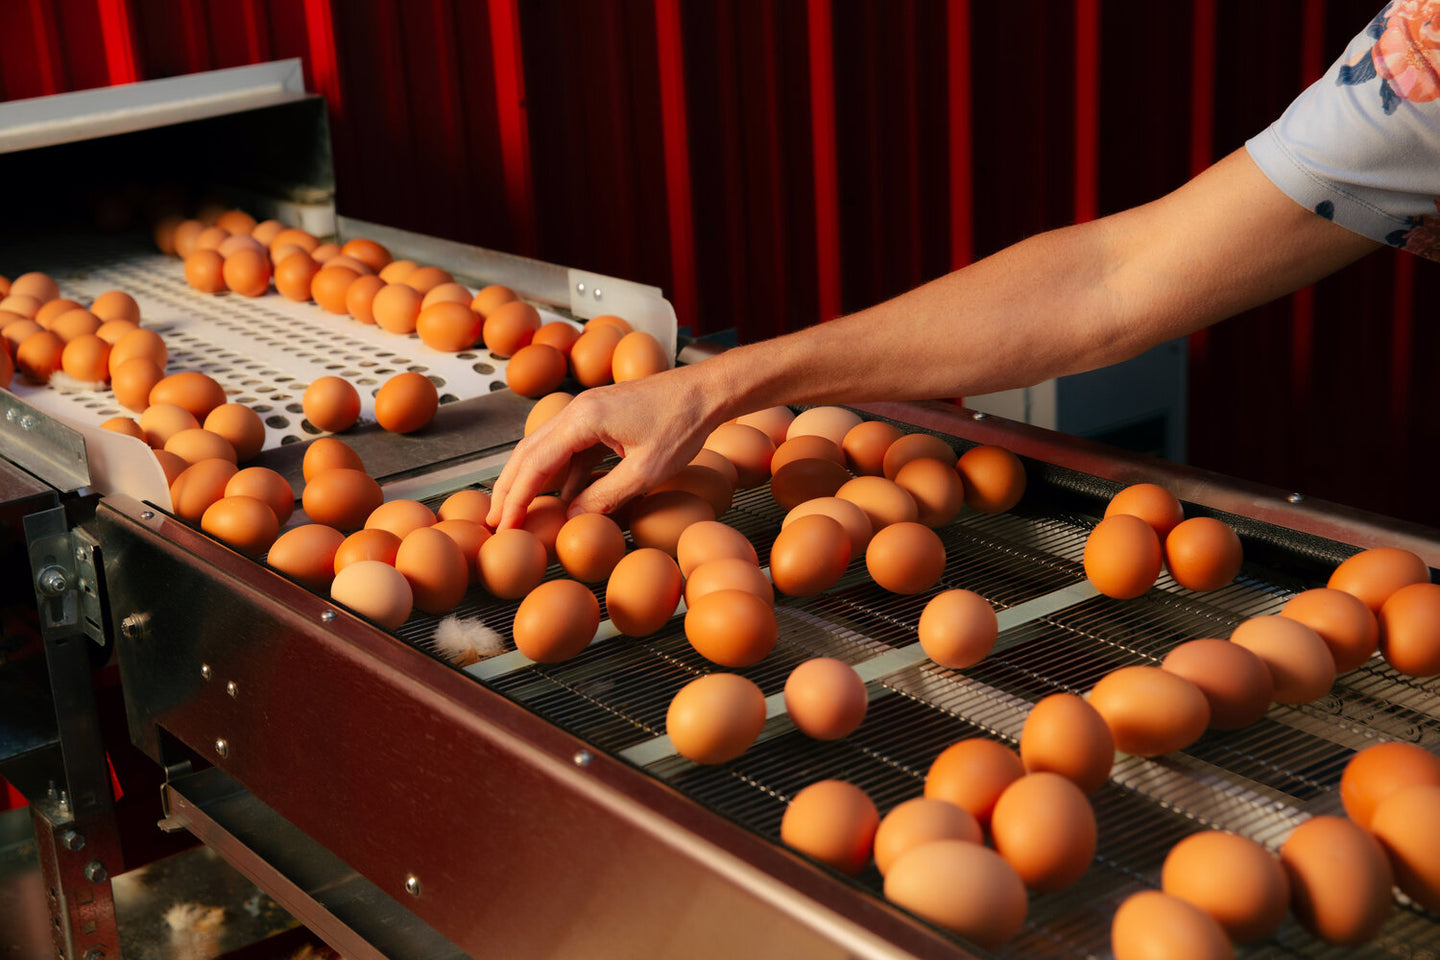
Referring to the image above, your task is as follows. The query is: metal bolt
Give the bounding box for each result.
[1287,492,1305,504]
[84,861,107,883]
[37,566,68,596]
[74,546,88,562]
[140,511,154,520]
[200,664,212,680]
[573,750,592,768]
[214,739,229,759]
[592,287,603,300]
[971,411,988,421]
[225,681,238,699]
[321,610,336,623]
[119,614,146,641]
[404,875,421,897]
[576,282,586,295]
[59,830,84,851]
[20,415,36,431]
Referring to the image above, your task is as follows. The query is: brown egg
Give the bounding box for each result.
[787,406,862,446]
[108,327,166,373]
[402,266,452,295]
[651,464,733,518]
[476,528,548,599]
[842,420,904,476]
[703,422,775,488]
[511,579,600,663]
[172,219,204,257]
[1110,891,1233,960]
[555,512,627,583]
[16,331,64,383]
[184,249,225,293]
[482,299,541,357]
[0,295,41,320]
[990,772,1096,892]
[866,521,945,595]
[307,242,337,264]
[1280,816,1393,946]
[201,496,279,554]
[770,435,845,474]
[1164,517,1243,591]
[1162,831,1290,943]
[1230,615,1335,704]
[1088,666,1210,756]
[783,496,873,559]
[769,514,851,597]
[109,356,162,408]
[611,330,669,382]
[302,376,361,433]
[925,739,1024,828]
[251,220,286,247]
[522,391,573,437]
[60,334,110,381]
[330,560,413,629]
[734,405,794,446]
[340,238,392,272]
[506,342,567,397]
[588,314,634,336]
[417,301,482,352]
[90,290,140,324]
[165,428,236,466]
[310,265,359,314]
[226,467,295,524]
[1019,692,1114,793]
[685,589,776,666]
[432,519,489,581]
[1160,638,1274,730]
[150,371,225,421]
[689,447,740,487]
[218,234,265,259]
[340,273,384,322]
[1340,741,1440,829]
[10,271,57,303]
[769,458,851,512]
[781,780,878,876]
[365,499,437,539]
[1106,483,1185,539]
[169,459,239,520]
[222,249,271,297]
[686,557,774,606]
[530,320,581,357]
[666,672,766,764]
[1280,588,1379,673]
[372,283,423,334]
[471,284,517,317]
[956,444,1026,513]
[675,520,756,578]
[51,309,103,343]
[334,528,402,573]
[100,417,143,440]
[273,252,321,301]
[267,524,345,591]
[203,403,265,462]
[894,456,966,527]
[214,209,256,234]
[2,320,42,355]
[784,658,867,740]
[520,495,569,561]
[437,488,492,525]
[884,840,1028,949]
[1370,784,1440,912]
[1378,581,1440,676]
[374,372,438,434]
[138,403,199,448]
[606,547,682,636]
[835,476,918,530]
[872,799,981,876]
[568,324,624,386]
[882,433,957,479]
[195,225,230,252]
[36,299,84,328]
[1084,514,1162,599]
[94,319,139,345]
[627,490,715,556]
[152,449,189,487]
[1328,546,1429,613]
[302,437,364,482]
[302,468,383,531]
[394,526,469,615]
[377,259,417,283]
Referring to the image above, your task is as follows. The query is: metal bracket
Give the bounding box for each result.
[25,508,106,647]
[0,391,90,492]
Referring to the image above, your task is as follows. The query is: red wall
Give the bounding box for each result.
[2,0,1437,527]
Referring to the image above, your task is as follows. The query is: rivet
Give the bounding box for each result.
[321,610,336,623]
[1287,492,1304,504]
[573,750,593,767]
[592,288,603,300]
[404,874,421,897]
[971,411,988,420]
[225,681,238,698]
[140,511,154,520]
[59,830,84,851]
[214,739,229,758]
[200,664,212,680]
[20,415,36,431]
[575,282,586,295]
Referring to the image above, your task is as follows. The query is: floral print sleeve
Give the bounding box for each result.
[1246,2,1440,260]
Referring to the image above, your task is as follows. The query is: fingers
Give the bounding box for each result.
[569,455,655,518]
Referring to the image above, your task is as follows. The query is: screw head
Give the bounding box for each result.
[573,750,593,768]
[404,874,421,896]
[971,410,988,421]
[214,738,229,759]
[592,288,603,300]
[225,681,238,698]
[1287,492,1305,504]
[140,511,154,520]
[59,830,84,851]
[75,546,88,562]
[321,610,336,623]
[200,663,212,680]
[84,861,107,883]
[37,567,68,597]
[576,282,586,295]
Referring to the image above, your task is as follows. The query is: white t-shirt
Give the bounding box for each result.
[1246,1,1440,261]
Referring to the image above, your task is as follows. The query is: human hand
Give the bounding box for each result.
[486,365,720,530]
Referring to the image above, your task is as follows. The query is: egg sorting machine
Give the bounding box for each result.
[3,64,1440,960]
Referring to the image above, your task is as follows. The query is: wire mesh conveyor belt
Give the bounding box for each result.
[385,477,1440,960]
